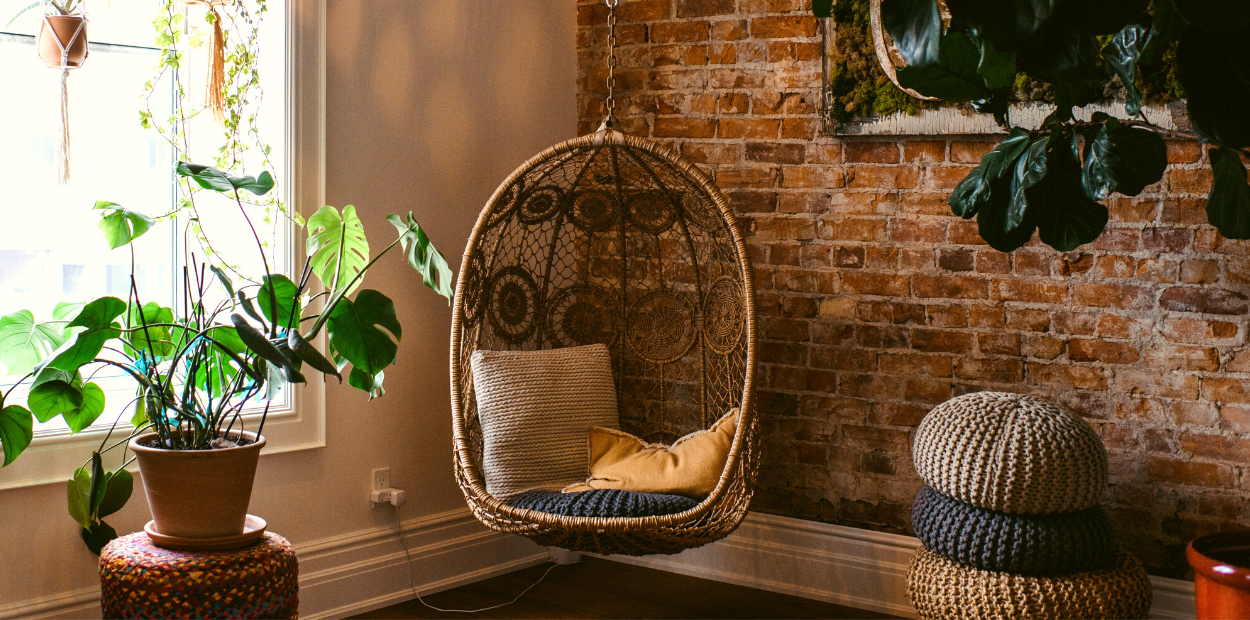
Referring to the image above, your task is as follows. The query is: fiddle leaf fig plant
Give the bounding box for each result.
[0,162,453,554]
[815,0,1250,252]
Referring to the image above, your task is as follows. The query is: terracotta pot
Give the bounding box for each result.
[1187,531,1250,620]
[130,430,265,539]
[37,15,89,68]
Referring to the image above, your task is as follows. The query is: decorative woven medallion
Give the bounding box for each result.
[100,532,299,620]
[518,185,565,225]
[913,392,1108,515]
[570,189,618,232]
[487,266,539,344]
[680,192,723,233]
[703,277,745,354]
[485,180,522,228]
[546,284,618,348]
[460,251,488,327]
[907,546,1152,620]
[627,290,697,363]
[626,190,678,235]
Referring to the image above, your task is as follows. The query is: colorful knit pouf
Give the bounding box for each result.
[100,532,298,620]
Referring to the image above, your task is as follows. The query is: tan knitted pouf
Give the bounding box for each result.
[907,546,1151,620]
[913,392,1107,515]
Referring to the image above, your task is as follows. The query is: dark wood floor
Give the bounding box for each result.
[352,557,895,619]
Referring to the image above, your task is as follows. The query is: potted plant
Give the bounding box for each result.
[0,161,453,553]
[22,0,90,68]
[1188,532,1250,619]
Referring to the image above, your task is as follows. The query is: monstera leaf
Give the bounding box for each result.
[43,297,126,373]
[327,290,402,379]
[94,201,156,250]
[0,310,65,377]
[175,162,275,196]
[387,213,454,303]
[307,205,370,295]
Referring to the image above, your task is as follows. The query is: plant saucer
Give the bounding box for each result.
[144,514,267,552]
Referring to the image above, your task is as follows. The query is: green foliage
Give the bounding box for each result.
[257,274,301,329]
[831,0,1250,250]
[0,310,65,377]
[0,402,33,466]
[387,213,454,303]
[307,205,370,295]
[326,290,402,382]
[94,202,156,250]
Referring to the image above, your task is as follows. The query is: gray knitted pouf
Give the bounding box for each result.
[913,392,1108,515]
[509,489,699,518]
[912,485,1117,575]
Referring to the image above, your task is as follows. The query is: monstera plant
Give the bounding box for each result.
[0,162,452,553]
[814,0,1250,252]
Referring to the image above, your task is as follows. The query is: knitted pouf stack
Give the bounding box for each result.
[905,392,1153,620]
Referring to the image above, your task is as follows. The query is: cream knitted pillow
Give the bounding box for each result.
[913,392,1107,515]
[471,344,619,501]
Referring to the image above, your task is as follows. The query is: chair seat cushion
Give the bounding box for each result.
[563,408,737,499]
[509,489,700,518]
[912,485,1118,575]
[470,344,619,501]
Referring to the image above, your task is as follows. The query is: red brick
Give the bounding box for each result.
[1073,283,1152,309]
[993,279,1068,304]
[845,142,901,164]
[1146,457,1235,488]
[1163,317,1239,343]
[1167,140,1203,164]
[1028,363,1107,390]
[950,141,994,163]
[1117,369,1200,400]
[652,117,715,138]
[842,272,909,297]
[719,118,780,139]
[1068,339,1140,365]
[676,0,735,17]
[978,332,1021,355]
[913,275,988,299]
[1169,168,1214,194]
[880,353,952,377]
[911,329,974,354]
[745,142,805,164]
[717,167,777,188]
[847,165,919,190]
[1159,287,1250,315]
[750,15,818,38]
[904,141,945,162]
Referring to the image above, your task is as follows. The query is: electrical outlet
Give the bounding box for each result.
[372,467,390,491]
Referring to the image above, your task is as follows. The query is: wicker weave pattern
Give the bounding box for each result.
[450,130,758,555]
[913,392,1107,515]
[912,485,1118,575]
[907,546,1151,620]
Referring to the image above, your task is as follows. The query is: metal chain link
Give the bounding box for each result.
[605,0,618,122]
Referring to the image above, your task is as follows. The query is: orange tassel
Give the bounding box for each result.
[206,5,226,121]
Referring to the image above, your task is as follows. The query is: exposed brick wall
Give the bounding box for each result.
[576,0,1248,578]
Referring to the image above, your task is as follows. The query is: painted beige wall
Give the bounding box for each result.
[0,0,575,610]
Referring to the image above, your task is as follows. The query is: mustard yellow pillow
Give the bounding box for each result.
[564,409,738,498]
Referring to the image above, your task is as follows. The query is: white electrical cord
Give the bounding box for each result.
[388,503,567,613]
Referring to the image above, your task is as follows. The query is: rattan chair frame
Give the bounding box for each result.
[449,129,759,555]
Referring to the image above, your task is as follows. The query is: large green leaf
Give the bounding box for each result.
[1081,120,1168,199]
[1207,147,1250,239]
[1033,135,1110,251]
[948,127,1031,218]
[977,39,1017,90]
[0,310,65,377]
[896,31,990,102]
[1068,0,1149,35]
[1172,0,1250,35]
[258,274,302,329]
[307,205,370,295]
[1103,24,1146,115]
[94,201,156,250]
[44,297,126,372]
[230,314,298,376]
[1141,0,1186,64]
[1007,137,1051,229]
[125,302,175,358]
[327,290,402,378]
[977,174,1038,252]
[28,367,84,422]
[1178,25,1250,148]
[0,404,33,466]
[881,0,942,67]
[62,382,106,433]
[67,466,92,528]
[944,0,1063,50]
[96,469,133,519]
[348,367,386,400]
[81,520,118,556]
[175,162,275,196]
[52,301,85,339]
[288,331,340,379]
[387,212,454,303]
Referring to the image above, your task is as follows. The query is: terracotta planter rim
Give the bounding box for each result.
[129,430,265,456]
[1188,531,1250,592]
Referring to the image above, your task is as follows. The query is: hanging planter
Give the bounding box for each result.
[33,1,89,185]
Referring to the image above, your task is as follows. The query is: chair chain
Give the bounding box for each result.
[605,0,618,123]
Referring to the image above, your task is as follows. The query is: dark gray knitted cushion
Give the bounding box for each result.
[912,485,1117,575]
[509,489,700,518]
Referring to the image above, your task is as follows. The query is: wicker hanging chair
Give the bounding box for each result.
[448,123,760,555]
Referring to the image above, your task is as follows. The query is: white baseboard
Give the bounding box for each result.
[594,512,1197,620]
[0,508,545,620]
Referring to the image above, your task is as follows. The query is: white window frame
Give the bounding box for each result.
[0,0,327,491]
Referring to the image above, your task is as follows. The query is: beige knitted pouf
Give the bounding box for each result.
[907,546,1151,620]
[913,392,1107,515]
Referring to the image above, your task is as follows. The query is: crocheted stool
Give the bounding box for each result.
[100,532,298,619]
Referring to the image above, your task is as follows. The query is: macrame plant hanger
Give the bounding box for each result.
[37,0,88,185]
[449,0,761,556]
[183,0,228,121]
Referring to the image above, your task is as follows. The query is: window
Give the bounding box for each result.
[0,0,326,489]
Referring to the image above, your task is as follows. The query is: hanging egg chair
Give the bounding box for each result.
[448,0,759,557]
